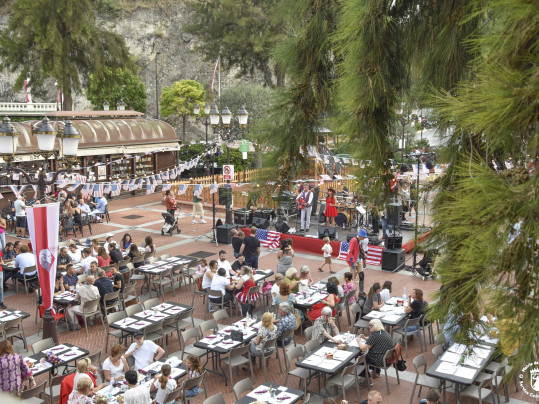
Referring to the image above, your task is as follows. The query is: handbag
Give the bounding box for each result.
[395,355,407,371]
[230,329,243,342]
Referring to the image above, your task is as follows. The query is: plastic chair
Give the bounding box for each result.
[73,297,105,337]
[19,380,47,403]
[370,347,400,395]
[151,268,174,299]
[31,337,55,354]
[160,253,171,260]
[351,303,370,334]
[37,305,66,335]
[5,316,27,349]
[176,307,195,334]
[212,309,229,327]
[202,392,225,404]
[125,303,144,317]
[162,388,182,404]
[432,345,444,360]
[251,336,282,382]
[232,377,253,401]
[120,283,139,310]
[304,339,320,354]
[391,316,423,357]
[326,356,360,400]
[460,372,495,404]
[199,319,219,335]
[143,298,161,310]
[304,326,313,340]
[179,327,206,360]
[179,371,207,403]
[144,321,167,356]
[101,291,121,316]
[284,346,310,396]
[408,354,442,404]
[16,266,38,295]
[105,311,128,352]
[222,345,254,387]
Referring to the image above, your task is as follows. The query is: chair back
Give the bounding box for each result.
[82,297,101,314]
[280,328,294,345]
[78,274,87,284]
[304,325,313,340]
[207,289,224,301]
[19,380,46,399]
[132,256,144,265]
[202,392,225,404]
[434,333,446,346]
[286,346,305,369]
[144,321,163,337]
[143,298,161,310]
[199,319,218,335]
[103,291,120,305]
[432,345,444,360]
[23,265,37,275]
[229,344,250,358]
[160,254,171,260]
[181,327,201,345]
[163,388,182,404]
[107,311,127,326]
[404,316,422,328]
[180,371,205,391]
[260,336,278,356]
[247,286,259,302]
[121,284,137,299]
[118,259,129,268]
[32,337,55,354]
[382,347,396,369]
[413,354,427,374]
[212,309,229,323]
[232,378,253,401]
[304,339,320,353]
[125,303,144,317]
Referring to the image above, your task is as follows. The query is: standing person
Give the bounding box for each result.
[144,236,155,263]
[319,237,333,273]
[276,239,294,276]
[0,216,6,252]
[150,364,178,404]
[164,190,178,216]
[346,229,368,295]
[370,204,380,238]
[191,192,206,224]
[325,188,338,227]
[230,229,242,259]
[0,339,35,393]
[239,226,260,269]
[296,184,314,232]
[14,195,27,239]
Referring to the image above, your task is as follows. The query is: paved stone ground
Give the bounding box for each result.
[2,193,533,403]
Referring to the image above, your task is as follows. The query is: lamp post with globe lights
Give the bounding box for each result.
[193,102,212,176]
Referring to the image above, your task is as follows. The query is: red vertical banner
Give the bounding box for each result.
[27,204,59,310]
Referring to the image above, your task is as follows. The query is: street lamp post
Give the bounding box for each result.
[155,51,161,119]
[193,102,212,176]
[0,116,80,343]
[400,117,406,164]
[207,104,249,225]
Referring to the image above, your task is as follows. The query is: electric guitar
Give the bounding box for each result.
[297,197,306,210]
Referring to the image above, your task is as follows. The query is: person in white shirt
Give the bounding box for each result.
[296,185,314,232]
[271,273,283,305]
[201,260,218,290]
[78,199,91,215]
[91,196,108,221]
[217,250,234,276]
[319,236,333,273]
[103,344,129,382]
[103,234,114,252]
[78,248,97,275]
[361,237,369,267]
[14,245,37,277]
[125,332,165,370]
[150,364,178,404]
[380,280,392,302]
[66,275,100,330]
[209,268,236,304]
[13,195,27,239]
[67,243,82,264]
[119,370,152,404]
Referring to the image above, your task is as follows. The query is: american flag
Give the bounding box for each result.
[32,185,38,199]
[129,179,136,191]
[177,184,187,195]
[122,180,130,191]
[92,184,104,197]
[255,229,281,249]
[110,182,121,197]
[161,171,169,180]
[193,184,203,197]
[210,183,219,194]
[136,179,144,189]
[67,181,80,192]
[155,174,162,184]
[81,184,91,195]
[103,183,112,194]
[162,184,171,191]
[337,241,349,260]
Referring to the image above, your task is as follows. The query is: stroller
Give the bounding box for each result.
[161,209,181,235]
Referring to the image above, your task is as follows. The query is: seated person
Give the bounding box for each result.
[420,388,445,404]
[14,245,36,279]
[274,302,296,346]
[54,274,66,295]
[57,247,72,271]
[111,266,125,293]
[125,332,165,370]
[217,250,234,276]
[181,355,203,399]
[63,264,80,290]
[404,288,428,332]
[250,312,278,357]
[67,243,82,264]
[119,370,151,404]
[359,390,383,404]
[149,364,178,404]
[311,306,341,344]
[108,242,123,265]
[94,269,116,306]
[362,282,384,317]
[357,319,396,381]
[209,268,236,304]
[231,254,246,273]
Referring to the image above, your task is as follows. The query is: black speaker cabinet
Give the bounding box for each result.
[318,226,337,240]
[252,217,270,229]
[275,220,290,234]
[381,248,405,271]
[216,224,237,244]
[387,203,402,228]
[233,209,252,226]
[386,235,403,249]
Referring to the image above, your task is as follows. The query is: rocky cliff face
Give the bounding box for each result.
[0,2,252,141]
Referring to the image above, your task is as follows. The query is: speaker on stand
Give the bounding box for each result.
[387,203,402,228]
[275,220,290,234]
[252,217,270,229]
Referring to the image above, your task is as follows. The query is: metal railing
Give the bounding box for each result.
[0,102,57,116]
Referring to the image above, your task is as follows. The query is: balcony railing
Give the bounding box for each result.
[0,102,58,116]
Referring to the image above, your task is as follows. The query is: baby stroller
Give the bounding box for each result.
[161,210,181,235]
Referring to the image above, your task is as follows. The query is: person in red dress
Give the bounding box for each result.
[325,188,338,227]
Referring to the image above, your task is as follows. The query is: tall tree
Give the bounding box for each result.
[184,0,286,88]
[0,0,133,110]
[160,80,206,142]
[86,67,147,113]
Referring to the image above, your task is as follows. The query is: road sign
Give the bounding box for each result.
[239,139,250,152]
[223,164,234,181]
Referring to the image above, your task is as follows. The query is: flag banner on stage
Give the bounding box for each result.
[337,242,383,266]
[27,203,59,310]
[256,229,281,249]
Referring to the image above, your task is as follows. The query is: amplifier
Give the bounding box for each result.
[233,209,252,226]
[216,224,238,245]
[381,248,405,271]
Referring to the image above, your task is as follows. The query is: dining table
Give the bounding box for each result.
[234,382,304,404]
[23,343,89,376]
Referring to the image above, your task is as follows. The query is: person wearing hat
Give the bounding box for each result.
[346,229,368,295]
[296,184,314,232]
[125,331,165,370]
[325,188,338,227]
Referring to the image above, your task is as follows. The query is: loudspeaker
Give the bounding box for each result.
[311,187,320,217]
[335,213,347,227]
[216,224,237,244]
[318,202,326,223]
[386,235,403,249]
[387,203,402,228]
[219,187,232,206]
[252,217,270,229]
[368,236,382,245]
[318,226,337,240]
[275,220,290,234]
[381,248,405,271]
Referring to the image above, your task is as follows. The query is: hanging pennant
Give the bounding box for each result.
[210,183,219,194]
[177,184,188,195]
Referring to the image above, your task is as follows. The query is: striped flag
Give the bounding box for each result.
[193,184,203,197]
[129,179,136,191]
[45,185,52,195]
[136,179,144,189]
[155,174,162,184]
[32,185,38,200]
[110,182,121,197]
[67,182,81,192]
[255,229,281,249]
[92,184,104,197]
[210,183,219,194]
[161,171,169,180]
[177,184,187,195]
[337,241,349,260]
[366,246,383,266]
[162,184,171,191]
[103,183,112,194]
[10,185,28,198]
[210,57,220,90]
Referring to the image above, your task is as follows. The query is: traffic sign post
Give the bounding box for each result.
[223,164,235,181]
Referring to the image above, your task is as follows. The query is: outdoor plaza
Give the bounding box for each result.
[0,192,533,404]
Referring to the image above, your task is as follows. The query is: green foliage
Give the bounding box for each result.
[184,0,286,88]
[160,80,206,142]
[0,0,133,110]
[176,143,255,176]
[216,146,255,171]
[219,84,276,129]
[86,67,147,112]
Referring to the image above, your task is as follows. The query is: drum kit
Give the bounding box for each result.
[335,193,371,230]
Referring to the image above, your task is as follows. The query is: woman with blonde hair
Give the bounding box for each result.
[283,267,300,293]
[150,364,178,404]
[71,358,106,395]
[357,318,396,381]
[250,312,277,357]
[67,378,93,404]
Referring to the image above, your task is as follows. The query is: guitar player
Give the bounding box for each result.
[296,185,314,232]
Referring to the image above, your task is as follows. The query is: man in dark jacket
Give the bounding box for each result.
[94,269,116,305]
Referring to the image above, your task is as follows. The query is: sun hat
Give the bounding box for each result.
[358,229,368,238]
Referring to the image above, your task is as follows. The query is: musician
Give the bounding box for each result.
[296,185,314,232]
[325,188,338,227]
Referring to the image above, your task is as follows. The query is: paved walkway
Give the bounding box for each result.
[2,193,532,403]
